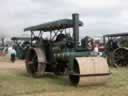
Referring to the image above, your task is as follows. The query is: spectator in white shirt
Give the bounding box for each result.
[9,46,16,62]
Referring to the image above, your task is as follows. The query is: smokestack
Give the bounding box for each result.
[72,13,79,49]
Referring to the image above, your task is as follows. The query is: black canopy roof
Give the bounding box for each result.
[11,37,31,41]
[104,32,128,37]
[24,19,83,32]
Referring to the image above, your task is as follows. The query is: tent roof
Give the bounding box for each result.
[11,37,31,41]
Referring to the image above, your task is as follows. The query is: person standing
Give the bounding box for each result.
[94,44,99,56]
[10,46,16,62]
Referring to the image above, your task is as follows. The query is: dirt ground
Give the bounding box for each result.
[0,60,25,69]
[0,56,25,72]
[0,56,128,96]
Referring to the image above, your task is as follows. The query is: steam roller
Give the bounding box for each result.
[24,13,111,86]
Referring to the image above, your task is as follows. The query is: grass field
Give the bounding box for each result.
[0,57,128,96]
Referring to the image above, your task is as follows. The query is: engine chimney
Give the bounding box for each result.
[72,13,79,49]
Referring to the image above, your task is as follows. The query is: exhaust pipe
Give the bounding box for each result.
[72,13,79,49]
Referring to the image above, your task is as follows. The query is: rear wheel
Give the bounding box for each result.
[25,48,46,77]
[106,53,118,67]
[113,48,128,67]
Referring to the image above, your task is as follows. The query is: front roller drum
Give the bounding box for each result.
[69,57,111,86]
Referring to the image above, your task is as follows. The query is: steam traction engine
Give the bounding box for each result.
[24,14,110,86]
[103,33,128,67]
[11,37,31,59]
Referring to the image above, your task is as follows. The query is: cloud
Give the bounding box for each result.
[0,0,127,39]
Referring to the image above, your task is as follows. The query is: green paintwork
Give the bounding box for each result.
[53,50,90,72]
[15,46,24,59]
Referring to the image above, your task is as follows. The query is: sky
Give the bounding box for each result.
[0,0,128,39]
